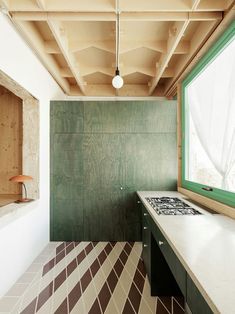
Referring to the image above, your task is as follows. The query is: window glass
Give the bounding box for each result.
[183,23,235,205]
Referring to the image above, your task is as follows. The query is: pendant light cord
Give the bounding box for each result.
[116,0,120,71]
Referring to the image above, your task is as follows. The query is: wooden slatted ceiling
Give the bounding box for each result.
[1,0,233,96]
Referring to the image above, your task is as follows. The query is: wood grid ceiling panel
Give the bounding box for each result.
[1,0,233,96]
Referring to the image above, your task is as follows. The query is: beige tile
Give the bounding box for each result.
[5,283,29,297]
[104,297,119,314]
[0,297,19,312]
[18,279,40,311]
[17,272,38,284]
[26,263,43,273]
[70,298,86,314]
[108,284,127,313]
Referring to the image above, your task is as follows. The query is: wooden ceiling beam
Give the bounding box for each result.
[11,20,70,94]
[7,0,224,12]
[35,0,46,10]
[174,41,190,54]
[44,40,60,53]
[47,20,86,94]
[70,84,164,97]
[149,20,190,95]
[191,0,201,10]
[164,19,221,96]
[70,40,115,54]
[11,11,223,21]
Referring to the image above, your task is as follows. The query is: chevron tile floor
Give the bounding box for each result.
[0,242,185,314]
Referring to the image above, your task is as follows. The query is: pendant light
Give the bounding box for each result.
[112,0,123,89]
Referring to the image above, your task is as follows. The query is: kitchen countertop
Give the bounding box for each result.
[137,191,235,314]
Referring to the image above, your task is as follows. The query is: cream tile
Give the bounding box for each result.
[17,272,38,284]
[108,284,127,313]
[26,263,43,273]
[104,297,119,314]
[70,298,86,314]
[140,279,157,313]
[17,279,40,311]
[5,283,29,297]
[0,297,19,312]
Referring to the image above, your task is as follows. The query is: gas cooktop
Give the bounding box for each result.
[145,197,202,215]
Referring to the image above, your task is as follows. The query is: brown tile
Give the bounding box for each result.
[56,243,65,255]
[90,259,100,277]
[77,250,86,264]
[85,243,93,255]
[137,259,146,278]
[104,243,112,255]
[65,242,75,255]
[68,282,82,312]
[67,259,77,276]
[158,297,172,313]
[107,270,118,293]
[42,258,55,276]
[36,281,53,311]
[81,269,92,292]
[88,299,102,314]
[110,241,117,247]
[98,251,107,264]
[20,298,37,314]
[173,298,185,314]
[119,251,128,265]
[124,243,133,255]
[122,298,135,314]
[98,282,111,312]
[54,269,66,292]
[156,299,171,314]
[127,282,142,313]
[56,249,66,264]
[114,259,123,277]
[54,298,68,314]
[133,267,145,293]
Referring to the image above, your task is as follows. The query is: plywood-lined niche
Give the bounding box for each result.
[0,85,23,196]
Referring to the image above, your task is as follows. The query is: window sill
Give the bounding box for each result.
[178,187,235,220]
[0,199,38,230]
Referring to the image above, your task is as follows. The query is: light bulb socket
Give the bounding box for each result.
[115,68,120,76]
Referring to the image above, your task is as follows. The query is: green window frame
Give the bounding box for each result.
[181,20,235,207]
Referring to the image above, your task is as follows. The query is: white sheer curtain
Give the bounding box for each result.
[187,38,235,190]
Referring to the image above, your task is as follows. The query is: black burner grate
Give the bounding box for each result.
[145,197,202,215]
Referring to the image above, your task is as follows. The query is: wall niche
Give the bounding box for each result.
[0,70,39,207]
[0,86,23,204]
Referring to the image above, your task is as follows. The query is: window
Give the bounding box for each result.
[182,21,235,207]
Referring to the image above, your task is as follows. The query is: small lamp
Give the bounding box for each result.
[9,175,33,203]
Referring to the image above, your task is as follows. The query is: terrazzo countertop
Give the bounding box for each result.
[137,191,235,314]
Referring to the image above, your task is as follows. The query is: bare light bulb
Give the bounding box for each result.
[112,69,124,89]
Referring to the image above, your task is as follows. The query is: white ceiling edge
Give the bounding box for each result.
[51,96,169,101]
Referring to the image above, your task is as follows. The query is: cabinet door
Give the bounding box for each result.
[187,276,213,314]
[123,191,141,241]
[83,134,126,240]
[51,134,84,241]
[142,206,151,279]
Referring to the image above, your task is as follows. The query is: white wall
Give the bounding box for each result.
[0,13,65,297]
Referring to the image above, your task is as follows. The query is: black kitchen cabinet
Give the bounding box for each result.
[142,204,183,296]
[140,197,213,314]
[187,276,213,314]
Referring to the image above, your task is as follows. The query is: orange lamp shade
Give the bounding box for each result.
[9,175,33,182]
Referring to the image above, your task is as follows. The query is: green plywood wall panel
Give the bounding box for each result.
[51,101,84,133]
[83,188,125,241]
[84,101,176,133]
[124,133,177,191]
[50,100,177,241]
